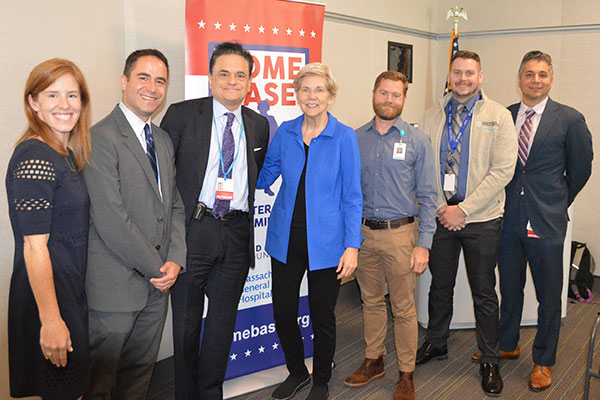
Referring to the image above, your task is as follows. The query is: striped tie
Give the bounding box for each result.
[518,110,535,166]
[144,124,158,182]
[444,104,465,200]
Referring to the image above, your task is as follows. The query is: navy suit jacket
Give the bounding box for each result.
[160,97,269,267]
[505,97,593,238]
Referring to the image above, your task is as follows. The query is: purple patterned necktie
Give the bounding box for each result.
[213,112,236,218]
[518,110,535,166]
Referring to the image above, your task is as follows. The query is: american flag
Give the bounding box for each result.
[444,29,460,95]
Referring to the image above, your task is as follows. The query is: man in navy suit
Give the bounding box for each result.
[472,50,592,392]
[160,42,269,399]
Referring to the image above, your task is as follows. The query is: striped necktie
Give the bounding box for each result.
[444,103,465,200]
[144,124,158,182]
[518,110,535,166]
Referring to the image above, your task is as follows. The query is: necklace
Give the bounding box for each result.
[64,153,76,172]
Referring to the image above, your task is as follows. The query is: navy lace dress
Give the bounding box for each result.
[6,139,90,399]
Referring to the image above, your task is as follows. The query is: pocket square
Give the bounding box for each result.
[253,147,263,152]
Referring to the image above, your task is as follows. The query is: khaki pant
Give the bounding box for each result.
[356,222,418,372]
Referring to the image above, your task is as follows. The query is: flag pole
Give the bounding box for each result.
[444,6,468,95]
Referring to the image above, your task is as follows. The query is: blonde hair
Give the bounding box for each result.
[293,63,338,98]
[18,58,91,171]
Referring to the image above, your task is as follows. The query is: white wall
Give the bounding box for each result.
[0,1,598,398]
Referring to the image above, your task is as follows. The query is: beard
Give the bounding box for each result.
[373,100,403,121]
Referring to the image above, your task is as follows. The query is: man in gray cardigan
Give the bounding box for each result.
[83,49,186,399]
[416,50,517,397]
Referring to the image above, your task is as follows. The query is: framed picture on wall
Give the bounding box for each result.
[388,41,413,83]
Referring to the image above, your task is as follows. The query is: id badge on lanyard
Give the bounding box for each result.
[392,129,406,160]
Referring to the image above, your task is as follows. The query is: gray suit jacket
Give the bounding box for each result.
[83,105,186,312]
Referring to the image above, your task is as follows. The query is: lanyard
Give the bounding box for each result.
[446,94,480,155]
[213,115,245,180]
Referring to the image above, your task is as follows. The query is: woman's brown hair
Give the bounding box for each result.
[17,58,91,171]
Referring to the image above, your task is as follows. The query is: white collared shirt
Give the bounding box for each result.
[119,102,162,198]
[515,96,549,153]
[198,99,249,211]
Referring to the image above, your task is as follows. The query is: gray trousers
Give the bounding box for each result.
[85,289,168,400]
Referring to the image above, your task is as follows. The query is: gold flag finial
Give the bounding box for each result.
[446,6,468,34]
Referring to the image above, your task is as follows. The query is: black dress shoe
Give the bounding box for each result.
[305,383,328,400]
[415,341,448,365]
[480,363,503,397]
[272,375,311,399]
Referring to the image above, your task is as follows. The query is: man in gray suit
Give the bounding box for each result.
[83,49,186,399]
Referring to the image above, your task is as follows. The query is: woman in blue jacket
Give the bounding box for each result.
[257,63,363,400]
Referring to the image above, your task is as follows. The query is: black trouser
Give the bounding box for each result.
[426,217,502,364]
[271,226,341,385]
[171,215,250,400]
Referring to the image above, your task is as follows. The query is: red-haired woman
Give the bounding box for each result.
[6,58,92,400]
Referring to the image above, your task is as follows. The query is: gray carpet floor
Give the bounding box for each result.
[148,280,600,399]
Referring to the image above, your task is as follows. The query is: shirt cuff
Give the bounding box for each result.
[416,233,433,249]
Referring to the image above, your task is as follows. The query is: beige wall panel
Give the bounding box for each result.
[322,21,374,129]
[559,33,600,258]
[124,0,186,122]
[561,0,600,25]
[322,0,372,19]
[323,22,434,129]
[324,0,437,31]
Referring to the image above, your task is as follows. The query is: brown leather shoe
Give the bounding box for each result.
[393,371,415,400]
[471,346,520,362]
[529,364,552,392]
[344,356,385,387]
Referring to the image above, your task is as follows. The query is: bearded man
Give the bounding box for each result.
[344,71,437,400]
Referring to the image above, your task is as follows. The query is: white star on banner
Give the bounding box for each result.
[258,25,265,33]
[286,28,292,35]
[310,30,316,38]
[198,20,205,29]
[245,349,252,357]
[230,353,237,361]
[311,334,314,340]
[299,29,305,37]
[229,22,236,31]
[244,24,251,32]
[214,21,221,30]
[272,342,279,350]
[258,346,265,353]
[272,27,279,35]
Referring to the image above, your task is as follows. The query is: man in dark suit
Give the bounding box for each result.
[161,42,269,399]
[83,49,186,399]
[472,50,592,392]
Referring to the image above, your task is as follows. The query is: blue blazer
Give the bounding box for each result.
[257,113,363,270]
[505,98,593,238]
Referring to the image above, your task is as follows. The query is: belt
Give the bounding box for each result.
[204,208,247,220]
[362,217,414,230]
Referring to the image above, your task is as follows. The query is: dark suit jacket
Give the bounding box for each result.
[505,97,593,238]
[83,106,187,312]
[160,97,269,266]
